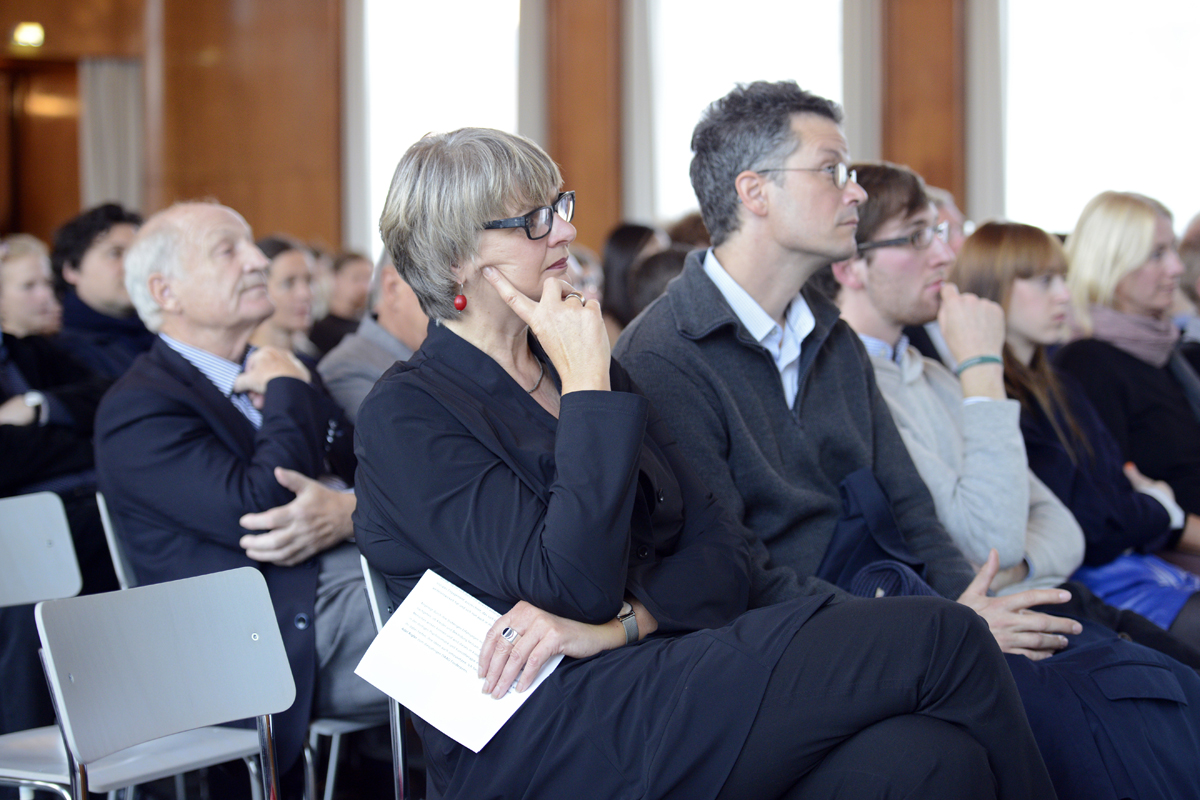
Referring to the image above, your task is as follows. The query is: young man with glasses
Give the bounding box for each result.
[814,160,1200,796]
[813,160,1087,605]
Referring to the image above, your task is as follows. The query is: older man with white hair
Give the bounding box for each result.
[94,202,384,780]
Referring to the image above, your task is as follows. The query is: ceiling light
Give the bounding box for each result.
[12,22,45,48]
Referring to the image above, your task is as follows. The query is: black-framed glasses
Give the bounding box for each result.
[483,191,575,240]
[857,221,950,254]
[757,163,857,189]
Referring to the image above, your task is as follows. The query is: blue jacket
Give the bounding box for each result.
[56,291,155,379]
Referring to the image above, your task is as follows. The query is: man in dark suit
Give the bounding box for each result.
[94,202,384,780]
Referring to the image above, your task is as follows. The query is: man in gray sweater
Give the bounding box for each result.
[614,80,1078,658]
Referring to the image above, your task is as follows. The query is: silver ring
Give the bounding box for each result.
[500,626,519,645]
[565,292,585,306]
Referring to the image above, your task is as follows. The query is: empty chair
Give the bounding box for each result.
[2,567,295,800]
[360,555,415,800]
[0,493,82,608]
[97,491,379,800]
[0,492,81,800]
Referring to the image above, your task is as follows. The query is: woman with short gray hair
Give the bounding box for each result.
[355,127,1053,800]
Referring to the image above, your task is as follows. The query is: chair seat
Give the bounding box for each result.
[309,715,387,738]
[0,725,260,792]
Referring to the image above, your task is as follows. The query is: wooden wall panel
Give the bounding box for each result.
[881,0,965,203]
[545,0,622,253]
[5,63,81,242]
[0,0,143,60]
[0,71,12,233]
[144,0,342,246]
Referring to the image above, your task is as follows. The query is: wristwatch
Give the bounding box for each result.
[617,601,638,645]
[23,391,46,425]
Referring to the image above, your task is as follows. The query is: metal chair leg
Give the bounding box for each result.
[322,733,342,800]
[174,773,187,800]
[244,757,263,800]
[9,781,71,800]
[303,732,319,800]
[70,760,88,800]
[254,714,282,800]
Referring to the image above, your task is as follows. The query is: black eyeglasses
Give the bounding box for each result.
[757,163,857,189]
[483,191,575,240]
[857,221,950,254]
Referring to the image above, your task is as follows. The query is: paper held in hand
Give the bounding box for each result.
[354,569,564,753]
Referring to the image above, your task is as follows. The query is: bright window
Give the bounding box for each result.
[1005,1,1200,234]
[364,1,520,259]
[648,0,843,223]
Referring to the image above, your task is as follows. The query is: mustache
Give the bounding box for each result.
[239,270,269,292]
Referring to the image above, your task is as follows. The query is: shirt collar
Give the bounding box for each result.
[159,333,248,397]
[702,248,815,348]
[857,331,909,363]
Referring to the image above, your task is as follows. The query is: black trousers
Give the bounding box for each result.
[1038,580,1200,671]
[715,596,1055,800]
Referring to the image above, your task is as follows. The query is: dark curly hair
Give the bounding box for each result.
[50,203,143,293]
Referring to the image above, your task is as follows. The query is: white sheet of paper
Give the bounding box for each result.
[354,569,563,753]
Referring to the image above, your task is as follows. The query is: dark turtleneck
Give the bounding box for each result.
[56,290,155,379]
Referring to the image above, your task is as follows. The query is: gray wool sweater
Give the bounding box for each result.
[614,253,976,606]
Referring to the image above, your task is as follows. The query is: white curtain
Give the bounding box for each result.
[78,58,144,211]
[965,0,1006,224]
[842,0,882,162]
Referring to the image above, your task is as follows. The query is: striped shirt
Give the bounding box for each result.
[160,334,262,428]
[857,332,909,364]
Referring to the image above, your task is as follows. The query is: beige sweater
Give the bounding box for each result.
[869,343,1085,594]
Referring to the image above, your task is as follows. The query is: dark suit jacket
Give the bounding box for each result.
[93,338,355,770]
[0,332,110,496]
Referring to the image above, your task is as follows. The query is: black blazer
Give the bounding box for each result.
[94,337,354,770]
[0,332,111,495]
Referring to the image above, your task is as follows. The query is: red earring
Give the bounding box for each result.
[453,283,467,312]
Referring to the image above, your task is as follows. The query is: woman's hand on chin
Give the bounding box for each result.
[477,600,625,699]
[483,266,611,393]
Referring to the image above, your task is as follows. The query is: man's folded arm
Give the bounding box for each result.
[96,378,342,549]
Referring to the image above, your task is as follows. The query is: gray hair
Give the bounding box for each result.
[379,128,562,321]
[367,247,393,311]
[123,205,192,333]
[689,81,842,246]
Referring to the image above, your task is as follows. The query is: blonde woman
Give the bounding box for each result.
[1055,193,1200,524]
[0,235,61,337]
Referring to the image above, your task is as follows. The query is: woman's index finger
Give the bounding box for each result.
[482,266,538,322]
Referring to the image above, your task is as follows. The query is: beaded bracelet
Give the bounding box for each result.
[955,355,1003,376]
